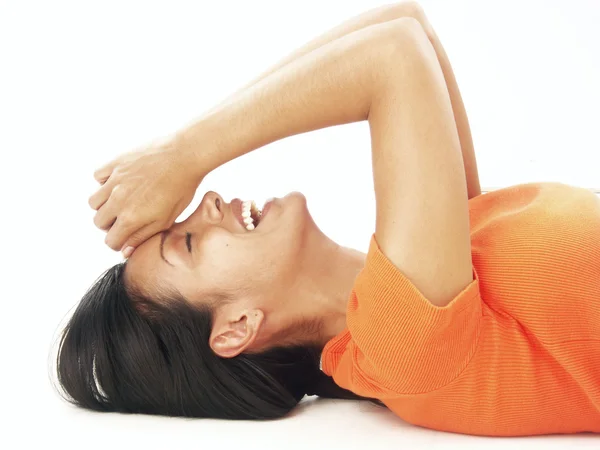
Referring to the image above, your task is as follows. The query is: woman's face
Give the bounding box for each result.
[125,190,314,310]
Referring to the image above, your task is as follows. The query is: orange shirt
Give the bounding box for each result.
[321,182,600,436]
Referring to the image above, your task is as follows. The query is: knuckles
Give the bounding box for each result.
[119,212,135,228]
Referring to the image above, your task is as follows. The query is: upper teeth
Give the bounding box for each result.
[242,200,261,231]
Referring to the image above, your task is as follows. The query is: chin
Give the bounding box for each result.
[283,191,309,218]
[283,191,319,233]
[283,191,307,204]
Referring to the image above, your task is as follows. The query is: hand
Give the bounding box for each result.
[88,135,202,257]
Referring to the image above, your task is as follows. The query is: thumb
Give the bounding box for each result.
[120,221,167,258]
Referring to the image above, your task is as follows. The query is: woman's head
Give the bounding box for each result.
[56,190,372,419]
[124,190,332,356]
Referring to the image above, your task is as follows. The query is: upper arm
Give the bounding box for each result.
[368,19,473,307]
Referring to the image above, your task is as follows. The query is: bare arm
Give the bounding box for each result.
[206,2,481,199]
[183,17,473,307]
[91,2,479,255]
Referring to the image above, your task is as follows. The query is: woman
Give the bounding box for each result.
[56,2,600,436]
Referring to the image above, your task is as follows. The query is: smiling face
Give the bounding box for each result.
[124,190,319,355]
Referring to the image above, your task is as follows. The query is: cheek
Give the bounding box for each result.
[196,236,264,285]
[198,236,236,272]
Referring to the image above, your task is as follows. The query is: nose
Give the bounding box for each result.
[180,191,224,227]
[202,191,223,216]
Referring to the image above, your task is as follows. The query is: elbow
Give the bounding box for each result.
[385,2,435,37]
[364,15,439,114]
[378,17,433,65]
[372,17,441,92]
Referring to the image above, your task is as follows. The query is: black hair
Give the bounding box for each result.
[55,263,381,419]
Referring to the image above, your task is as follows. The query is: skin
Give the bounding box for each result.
[125,191,366,357]
[94,2,480,359]
[90,2,480,255]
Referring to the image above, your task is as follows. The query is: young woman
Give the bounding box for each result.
[56,2,600,436]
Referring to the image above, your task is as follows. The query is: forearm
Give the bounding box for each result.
[205,4,420,114]
[428,29,481,199]
[202,2,481,198]
[181,21,406,172]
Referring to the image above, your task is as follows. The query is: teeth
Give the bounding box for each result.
[241,199,259,231]
[239,198,267,231]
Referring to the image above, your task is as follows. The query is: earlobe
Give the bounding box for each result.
[209,310,264,358]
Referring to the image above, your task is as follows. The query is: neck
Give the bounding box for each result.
[289,222,366,346]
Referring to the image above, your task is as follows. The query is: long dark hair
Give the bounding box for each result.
[55,263,379,419]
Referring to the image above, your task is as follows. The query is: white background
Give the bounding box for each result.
[1,0,599,448]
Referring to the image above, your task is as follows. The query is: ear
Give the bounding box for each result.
[209,309,265,358]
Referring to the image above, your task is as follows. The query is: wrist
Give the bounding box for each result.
[174,115,224,183]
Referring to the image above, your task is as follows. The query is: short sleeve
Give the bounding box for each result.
[321,234,483,396]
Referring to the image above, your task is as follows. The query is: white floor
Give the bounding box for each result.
[41,397,598,450]
[1,0,599,449]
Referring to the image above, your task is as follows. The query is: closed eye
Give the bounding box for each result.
[185,232,192,253]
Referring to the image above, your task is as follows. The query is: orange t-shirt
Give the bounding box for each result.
[321,182,600,436]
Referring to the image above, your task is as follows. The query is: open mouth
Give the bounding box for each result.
[241,200,262,231]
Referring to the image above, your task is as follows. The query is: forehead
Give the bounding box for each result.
[123,234,168,296]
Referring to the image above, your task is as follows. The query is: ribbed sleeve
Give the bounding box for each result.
[322,235,482,395]
[320,182,600,436]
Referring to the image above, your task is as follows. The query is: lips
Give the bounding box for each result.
[262,199,274,218]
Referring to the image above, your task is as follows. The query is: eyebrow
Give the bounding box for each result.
[185,232,192,253]
[160,231,174,267]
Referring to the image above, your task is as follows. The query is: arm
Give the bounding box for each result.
[90,2,480,255]
[184,17,473,307]
[205,2,481,199]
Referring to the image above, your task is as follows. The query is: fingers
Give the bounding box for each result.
[94,160,118,185]
[92,182,128,230]
[93,191,164,252]
[93,195,118,231]
[88,179,114,210]
[102,213,138,251]
[121,221,168,257]
[105,217,165,255]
